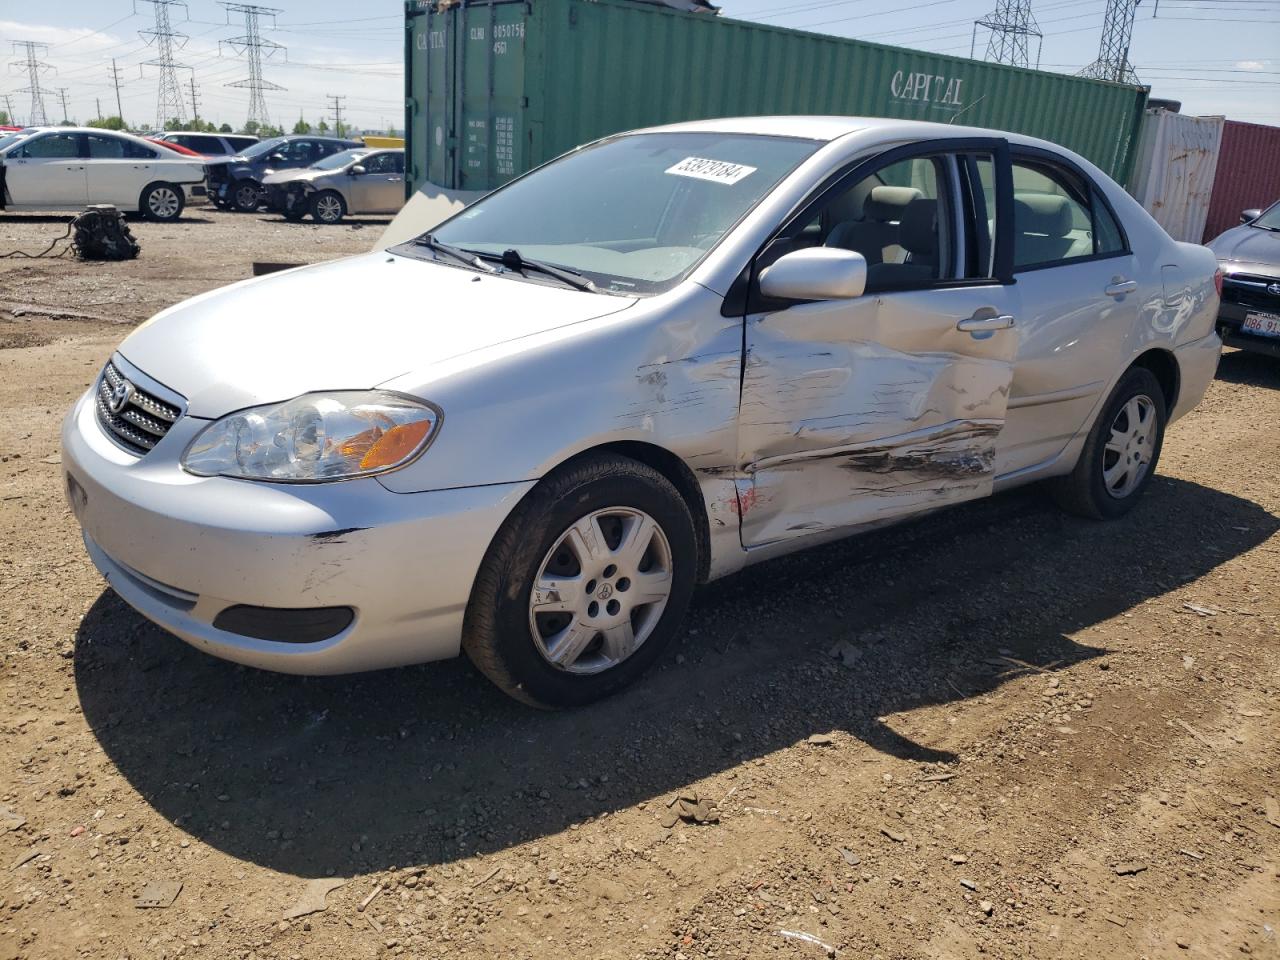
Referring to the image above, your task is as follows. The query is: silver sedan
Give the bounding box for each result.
[62,117,1222,707]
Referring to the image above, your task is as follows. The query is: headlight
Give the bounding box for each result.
[182,391,440,483]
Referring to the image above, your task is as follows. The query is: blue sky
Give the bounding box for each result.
[3,0,1277,130]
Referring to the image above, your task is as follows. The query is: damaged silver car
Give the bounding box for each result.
[264,148,406,223]
[62,117,1222,707]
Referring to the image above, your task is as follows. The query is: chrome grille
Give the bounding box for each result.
[95,361,182,456]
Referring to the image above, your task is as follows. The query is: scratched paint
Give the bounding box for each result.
[737,290,1017,548]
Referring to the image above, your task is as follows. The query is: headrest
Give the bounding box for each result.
[826,178,874,226]
[1014,193,1073,238]
[900,198,938,254]
[863,185,923,222]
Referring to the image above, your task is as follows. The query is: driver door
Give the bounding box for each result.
[737,139,1021,547]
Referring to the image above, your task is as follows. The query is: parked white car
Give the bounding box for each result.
[154,131,259,159]
[0,127,206,221]
[62,117,1222,707]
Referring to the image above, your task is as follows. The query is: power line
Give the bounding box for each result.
[972,0,1043,68]
[137,0,192,130]
[9,41,55,127]
[219,2,285,128]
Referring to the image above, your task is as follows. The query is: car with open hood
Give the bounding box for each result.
[62,117,1222,707]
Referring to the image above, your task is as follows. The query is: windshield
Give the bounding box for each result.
[417,131,821,295]
[1252,202,1280,231]
[0,132,31,154]
[239,136,287,160]
[311,148,369,171]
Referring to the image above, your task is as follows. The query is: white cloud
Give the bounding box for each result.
[1234,60,1267,72]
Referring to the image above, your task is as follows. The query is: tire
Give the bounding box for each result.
[230,180,261,213]
[462,454,698,709]
[1049,366,1167,520]
[282,200,306,223]
[309,190,346,224]
[140,183,184,222]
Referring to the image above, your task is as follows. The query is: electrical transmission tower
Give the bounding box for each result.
[1079,0,1141,83]
[9,41,55,127]
[137,0,191,130]
[219,3,285,129]
[327,94,346,138]
[971,0,1043,69]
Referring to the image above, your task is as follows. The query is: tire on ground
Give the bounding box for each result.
[462,453,698,709]
[309,190,347,224]
[1049,365,1167,520]
[139,182,185,222]
[231,180,261,213]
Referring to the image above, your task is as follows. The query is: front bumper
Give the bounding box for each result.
[62,388,533,674]
[1216,301,1280,359]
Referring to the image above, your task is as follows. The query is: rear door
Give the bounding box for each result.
[3,132,87,207]
[85,133,156,207]
[737,138,1021,548]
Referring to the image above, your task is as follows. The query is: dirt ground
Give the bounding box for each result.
[1,206,1277,960]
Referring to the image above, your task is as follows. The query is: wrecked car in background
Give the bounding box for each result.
[264,148,406,223]
[62,117,1221,708]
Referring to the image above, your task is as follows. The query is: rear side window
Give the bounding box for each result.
[19,134,80,159]
[87,135,156,160]
[1011,159,1126,269]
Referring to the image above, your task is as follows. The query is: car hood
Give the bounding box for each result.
[118,252,638,418]
[1207,224,1280,273]
[262,167,332,186]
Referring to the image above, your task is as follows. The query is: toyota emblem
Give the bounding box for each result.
[109,379,135,415]
[1268,282,1280,297]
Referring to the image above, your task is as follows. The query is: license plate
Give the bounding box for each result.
[1243,311,1280,339]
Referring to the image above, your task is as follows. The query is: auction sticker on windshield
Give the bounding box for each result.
[665,157,758,185]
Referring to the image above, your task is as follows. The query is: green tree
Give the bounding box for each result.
[87,116,128,131]
[292,117,312,135]
[219,122,232,133]
[0,110,9,125]
[317,118,329,134]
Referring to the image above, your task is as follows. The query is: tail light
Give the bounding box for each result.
[1213,268,1224,299]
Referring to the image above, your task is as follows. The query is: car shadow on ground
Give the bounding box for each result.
[1216,347,1280,387]
[74,476,1278,878]
[0,214,215,225]
[257,216,394,227]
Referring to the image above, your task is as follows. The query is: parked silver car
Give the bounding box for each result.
[1206,200,1280,358]
[62,117,1222,707]
[263,148,406,223]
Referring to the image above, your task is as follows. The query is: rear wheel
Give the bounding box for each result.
[310,190,346,224]
[140,183,184,222]
[1050,366,1166,519]
[231,180,261,213]
[463,454,697,708]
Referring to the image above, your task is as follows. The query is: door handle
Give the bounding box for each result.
[1105,278,1139,298]
[956,314,1015,333]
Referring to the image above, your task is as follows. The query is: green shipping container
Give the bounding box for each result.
[404,0,1149,195]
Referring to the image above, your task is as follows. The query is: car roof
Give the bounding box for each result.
[632,115,1071,155]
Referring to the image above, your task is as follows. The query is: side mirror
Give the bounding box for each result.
[349,164,367,176]
[759,248,868,302]
[267,153,286,164]
[1241,208,1262,224]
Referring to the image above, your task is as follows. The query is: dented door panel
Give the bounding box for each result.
[738,286,1018,547]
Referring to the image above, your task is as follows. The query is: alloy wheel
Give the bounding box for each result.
[234,185,259,210]
[147,187,180,219]
[528,507,674,675]
[315,195,343,222]
[1102,394,1156,499]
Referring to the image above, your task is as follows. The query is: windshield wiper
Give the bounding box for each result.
[484,248,597,292]
[413,234,497,273]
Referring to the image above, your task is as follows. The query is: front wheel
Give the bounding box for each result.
[463,454,697,708]
[1050,366,1167,519]
[231,180,261,212]
[309,190,346,224]
[140,183,184,222]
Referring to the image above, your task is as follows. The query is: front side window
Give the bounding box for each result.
[240,137,287,160]
[20,134,80,159]
[363,152,402,174]
[1011,159,1125,269]
[420,132,822,296]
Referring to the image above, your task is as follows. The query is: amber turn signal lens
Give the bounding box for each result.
[359,420,433,470]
